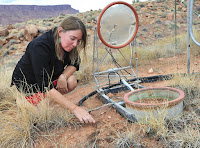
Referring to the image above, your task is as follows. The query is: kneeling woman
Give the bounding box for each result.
[11,16,95,124]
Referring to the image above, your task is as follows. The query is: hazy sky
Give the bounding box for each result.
[0,0,136,12]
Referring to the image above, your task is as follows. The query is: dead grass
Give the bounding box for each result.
[0,68,16,110]
[113,129,145,148]
[0,67,76,148]
[161,73,200,147]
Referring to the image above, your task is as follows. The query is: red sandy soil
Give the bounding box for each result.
[34,53,200,147]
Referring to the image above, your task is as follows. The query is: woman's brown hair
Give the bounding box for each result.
[53,15,87,64]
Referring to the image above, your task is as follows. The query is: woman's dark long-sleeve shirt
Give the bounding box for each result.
[11,29,79,95]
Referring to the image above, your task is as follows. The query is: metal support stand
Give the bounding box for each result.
[92,25,144,122]
[92,27,139,89]
[97,83,145,122]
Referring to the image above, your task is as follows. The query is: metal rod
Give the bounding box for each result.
[189,0,200,47]
[97,89,137,122]
[93,74,135,77]
[187,0,191,75]
[134,38,138,77]
[92,66,133,75]
[93,27,96,78]
[121,79,134,91]
[93,49,110,73]
[117,48,131,67]
[175,0,177,50]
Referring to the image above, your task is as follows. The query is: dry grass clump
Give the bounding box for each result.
[76,47,94,83]
[166,114,200,147]
[190,31,200,56]
[111,106,169,147]
[0,98,74,147]
[133,106,170,145]
[0,106,36,147]
[170,73,200,102]
[0,67,75,148]
[0,68,16,111]
[113,128,145,148]
[128,29,200,66]
[160,73,200,147]
[138,37,179,61]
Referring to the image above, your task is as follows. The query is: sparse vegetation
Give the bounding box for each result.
[0,0,200,147]
[0,68,77,147]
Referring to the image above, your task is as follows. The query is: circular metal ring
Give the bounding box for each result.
[97,1,139,49]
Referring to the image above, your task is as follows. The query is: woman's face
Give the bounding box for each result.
[58,27,82,52]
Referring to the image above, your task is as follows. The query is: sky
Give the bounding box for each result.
[0,0,137,12]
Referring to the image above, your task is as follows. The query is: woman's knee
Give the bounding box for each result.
[67,75,77,91]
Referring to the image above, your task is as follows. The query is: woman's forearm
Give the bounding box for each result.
[48,88,77,110]
[62,65,76,79]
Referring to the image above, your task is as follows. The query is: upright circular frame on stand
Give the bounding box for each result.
[97,1,139,49]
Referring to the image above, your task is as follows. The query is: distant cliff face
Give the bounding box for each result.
[0,5,79,25]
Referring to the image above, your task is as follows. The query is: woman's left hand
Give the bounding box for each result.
[56,74,68,94]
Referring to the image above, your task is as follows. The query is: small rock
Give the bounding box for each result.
[108,116,111,119]
[148,68,154,74]
[24,24,38,41]
[173,56,177,59]
[6,24,15,30]
[0,28,9,37]
[0,38,6,46]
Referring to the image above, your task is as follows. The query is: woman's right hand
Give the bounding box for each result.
[72,106,95,124]
[48,88,95,124]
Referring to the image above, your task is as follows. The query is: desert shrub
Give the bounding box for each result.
[142,27,148,32]
[154,32,163,38]
[162,4,169,10]
[170,73,200,104]
[87,16,96,22]
[169,24,179,30]
[155,19,162,24]
[86,24,93,29]
[9,39,17,46]
[160,12,168,18]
